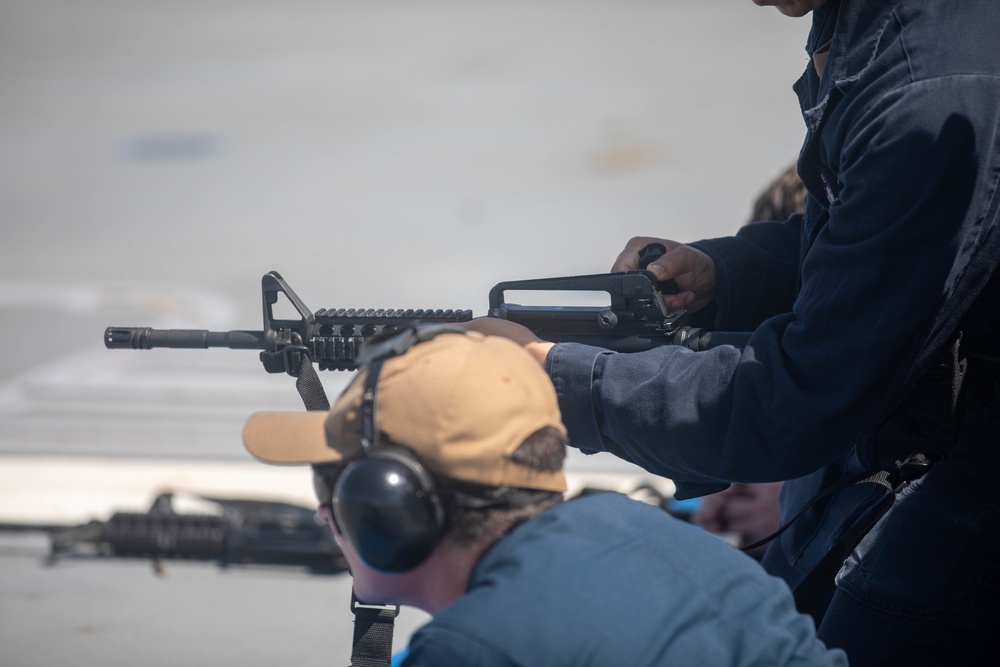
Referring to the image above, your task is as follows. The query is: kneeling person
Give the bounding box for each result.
[242,326,846,666]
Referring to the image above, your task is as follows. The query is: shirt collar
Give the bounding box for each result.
[812,0,900,91]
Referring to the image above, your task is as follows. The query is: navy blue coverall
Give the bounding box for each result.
[404,494,847,667]
[546,1,1000,664]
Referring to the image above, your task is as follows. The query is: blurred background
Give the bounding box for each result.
[0,1,809,664]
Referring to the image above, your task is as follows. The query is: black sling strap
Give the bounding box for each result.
[293,350,330,412]
[350,592,400,667]
[291,354,398,666]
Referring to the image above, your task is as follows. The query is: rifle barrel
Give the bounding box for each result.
[104,327,266,350]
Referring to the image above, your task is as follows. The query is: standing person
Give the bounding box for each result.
[692,162,807,560]
[242,326,847,666]
[466,1,1000,664]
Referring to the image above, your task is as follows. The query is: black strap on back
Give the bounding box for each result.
[350,591,400,667]
[294,326,470,666]
[290,353,397,666]
[342,324,470,665]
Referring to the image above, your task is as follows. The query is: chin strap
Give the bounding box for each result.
[350,591,400,667]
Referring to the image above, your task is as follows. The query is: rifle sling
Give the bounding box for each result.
[292,356,397,666]
[295,352,331,412]
[350,591,399,667]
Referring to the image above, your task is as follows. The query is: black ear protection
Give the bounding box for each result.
[329,324,464,573]
[333,446,444,572]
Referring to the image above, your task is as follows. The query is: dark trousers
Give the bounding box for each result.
[818,401,1000,666]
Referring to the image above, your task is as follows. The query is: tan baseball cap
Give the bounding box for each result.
[242,331,567,493]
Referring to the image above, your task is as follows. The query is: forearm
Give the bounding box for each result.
[689,217,801,332]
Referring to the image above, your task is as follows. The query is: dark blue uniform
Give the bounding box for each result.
[547,1,1000,664]
[403,493,846,666]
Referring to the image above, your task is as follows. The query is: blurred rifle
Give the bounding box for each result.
[45,492,347,574]
[104,245,749,376]
[28,484,686,575]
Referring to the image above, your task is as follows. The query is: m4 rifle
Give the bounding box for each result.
[105,246,749,375]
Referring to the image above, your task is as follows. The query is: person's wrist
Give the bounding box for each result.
[525,340,555,367]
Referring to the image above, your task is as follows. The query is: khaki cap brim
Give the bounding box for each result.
[243,411,340,465]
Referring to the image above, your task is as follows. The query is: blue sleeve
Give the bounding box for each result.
[690,217,802,332]
[549,76,1000,493]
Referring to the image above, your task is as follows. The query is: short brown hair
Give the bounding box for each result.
[440,427,567,547]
